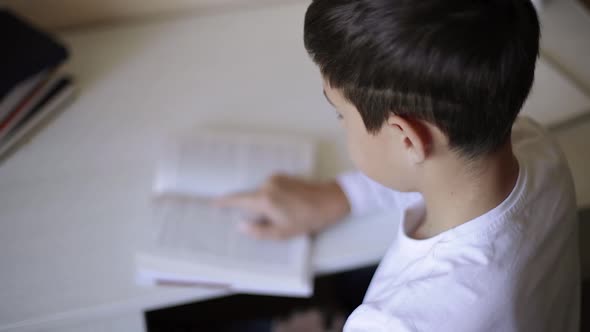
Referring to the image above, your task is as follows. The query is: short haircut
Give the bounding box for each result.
[304,0,540,157]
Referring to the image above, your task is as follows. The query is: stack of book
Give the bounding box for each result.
[0,10,75,160]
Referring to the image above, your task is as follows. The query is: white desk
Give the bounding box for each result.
[0,2,398,331]
[1,1,589,331]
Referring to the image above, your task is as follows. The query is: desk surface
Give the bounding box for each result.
[1,1,589,331]
[0,2,398,330]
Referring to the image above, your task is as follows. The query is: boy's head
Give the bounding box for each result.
[304,0,540,191]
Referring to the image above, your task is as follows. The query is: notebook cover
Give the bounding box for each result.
[0,10,69,100]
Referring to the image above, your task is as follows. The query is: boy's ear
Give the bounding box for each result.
[386,114,432,163]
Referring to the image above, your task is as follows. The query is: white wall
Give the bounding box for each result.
[540,0,590,95]
[537,0,590,207]
[2,0,303,28]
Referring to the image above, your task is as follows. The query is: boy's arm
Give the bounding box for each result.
[215,175,350,239]
[215,172,417,240]
[337,171,420,216]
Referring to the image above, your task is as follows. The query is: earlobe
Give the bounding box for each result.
[404,135,426,164]
[388,115,429,164]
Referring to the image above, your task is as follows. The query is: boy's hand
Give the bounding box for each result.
[214,175,350,240]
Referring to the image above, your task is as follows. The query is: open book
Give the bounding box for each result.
[137,131,316,297]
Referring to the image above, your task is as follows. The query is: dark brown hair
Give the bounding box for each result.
[304,0,540,157]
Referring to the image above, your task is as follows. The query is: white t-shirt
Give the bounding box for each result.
[337,117,580,332]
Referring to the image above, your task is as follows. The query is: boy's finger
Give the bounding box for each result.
[213,191,267,213]
[238,221,286,240]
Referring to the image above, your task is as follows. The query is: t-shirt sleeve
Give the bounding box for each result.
[336,171,421,216]
[343,305,418,332]
[343,271,494,332]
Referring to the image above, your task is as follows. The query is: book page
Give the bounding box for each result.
[152,198,306,273]
[154,132,315,198]
[146,131,315,287]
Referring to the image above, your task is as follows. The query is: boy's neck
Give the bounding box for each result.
[413,141,520,240]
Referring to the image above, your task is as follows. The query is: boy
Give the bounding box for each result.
[219,0,580,330]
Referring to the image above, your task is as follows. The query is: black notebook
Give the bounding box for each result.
[0,10,69,100]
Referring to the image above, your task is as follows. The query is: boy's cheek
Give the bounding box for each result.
[342,118,414,190]
[347,136,389,186]
[345,134,368,170]
[347,136,415,192]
